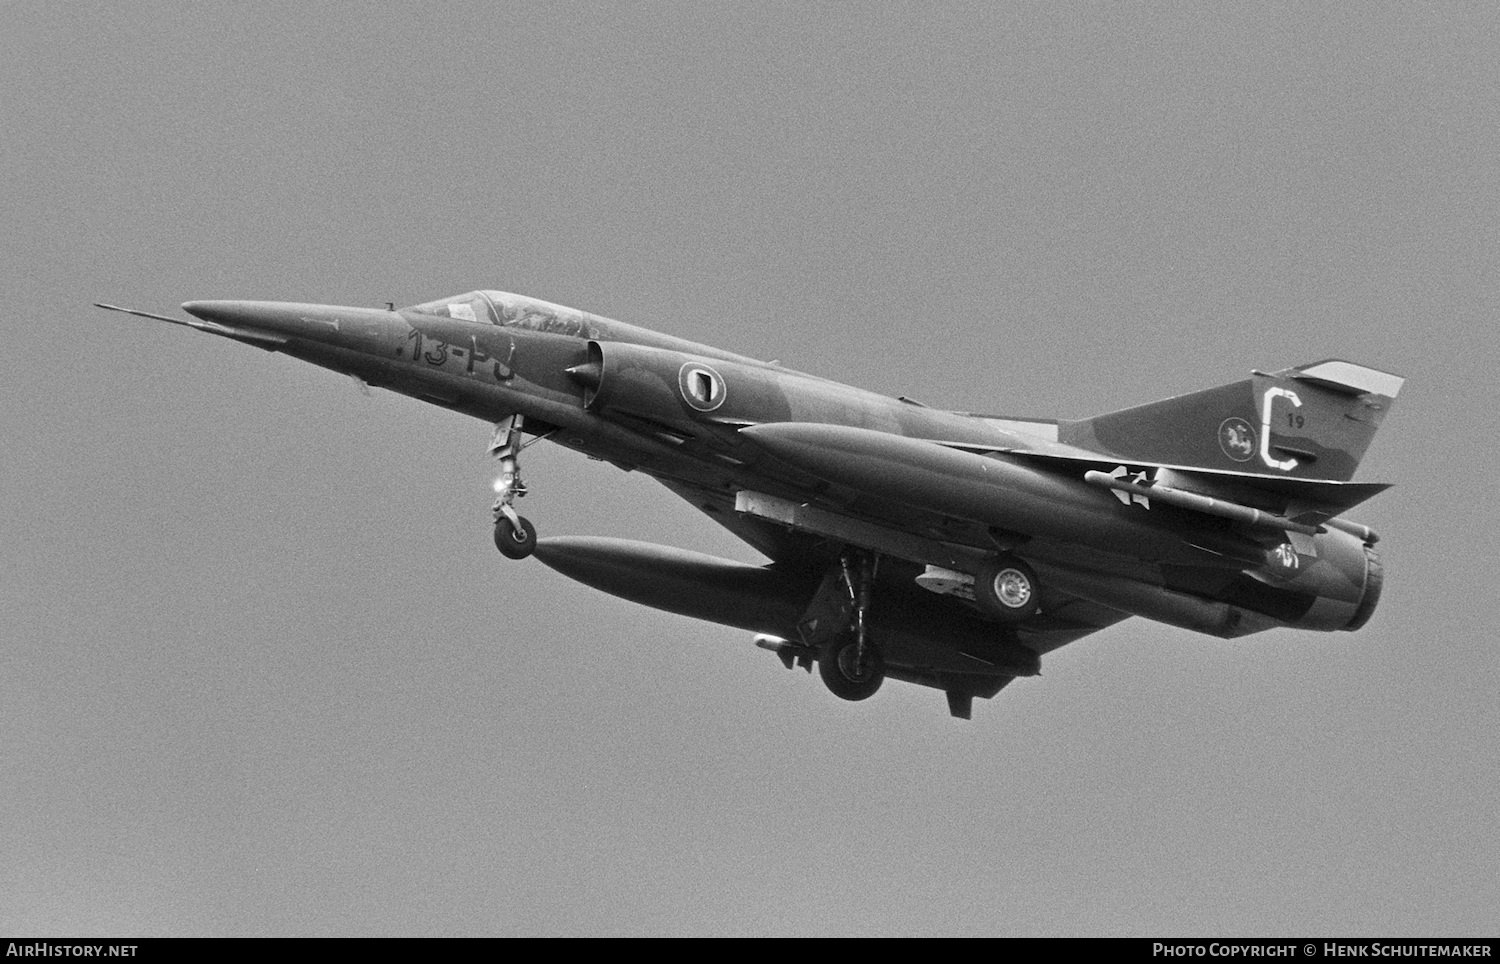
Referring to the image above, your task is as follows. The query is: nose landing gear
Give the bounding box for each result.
[490,415,537,559]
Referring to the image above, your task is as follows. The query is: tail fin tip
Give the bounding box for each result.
[1283,359,1404,400]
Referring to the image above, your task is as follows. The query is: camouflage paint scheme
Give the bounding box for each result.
[97,292,1402,719]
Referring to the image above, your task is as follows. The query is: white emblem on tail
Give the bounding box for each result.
[1260,388,1302,471]
[1218,417,1256,462]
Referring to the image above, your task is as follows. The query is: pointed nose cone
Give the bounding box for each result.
[182,300,282,329]
[182,300,235,323]
[179,300,361,342]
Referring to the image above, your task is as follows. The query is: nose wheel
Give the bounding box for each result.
[494,514,536,559]
[489,415,540,559]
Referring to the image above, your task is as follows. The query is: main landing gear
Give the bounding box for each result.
[490,414,537,559]
[973,554,1040,623]
[817,552,885,701]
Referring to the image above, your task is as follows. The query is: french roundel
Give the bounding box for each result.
[679,363,727,412]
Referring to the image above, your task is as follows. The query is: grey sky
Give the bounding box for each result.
[3,1,1496,936]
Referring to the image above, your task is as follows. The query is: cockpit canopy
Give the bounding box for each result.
[403,290,604,340]
[404,291,500,324]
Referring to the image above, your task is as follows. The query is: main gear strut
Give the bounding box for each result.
[840,551,877,668]
[816,549,885,701]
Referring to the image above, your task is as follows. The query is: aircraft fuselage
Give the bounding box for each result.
[98,290,1395,717]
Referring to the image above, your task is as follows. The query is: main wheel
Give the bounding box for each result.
[818,633,885,702]
[494,515,537,559]
[974,556,1040,623]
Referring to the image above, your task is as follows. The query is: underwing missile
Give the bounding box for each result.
[1081,469,1320,536]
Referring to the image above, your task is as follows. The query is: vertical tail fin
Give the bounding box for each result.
[1059,360,1403,481]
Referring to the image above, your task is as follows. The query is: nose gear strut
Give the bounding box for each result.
[490,414,537,559]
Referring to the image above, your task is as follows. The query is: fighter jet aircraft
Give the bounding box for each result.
[96,292,1402,718]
